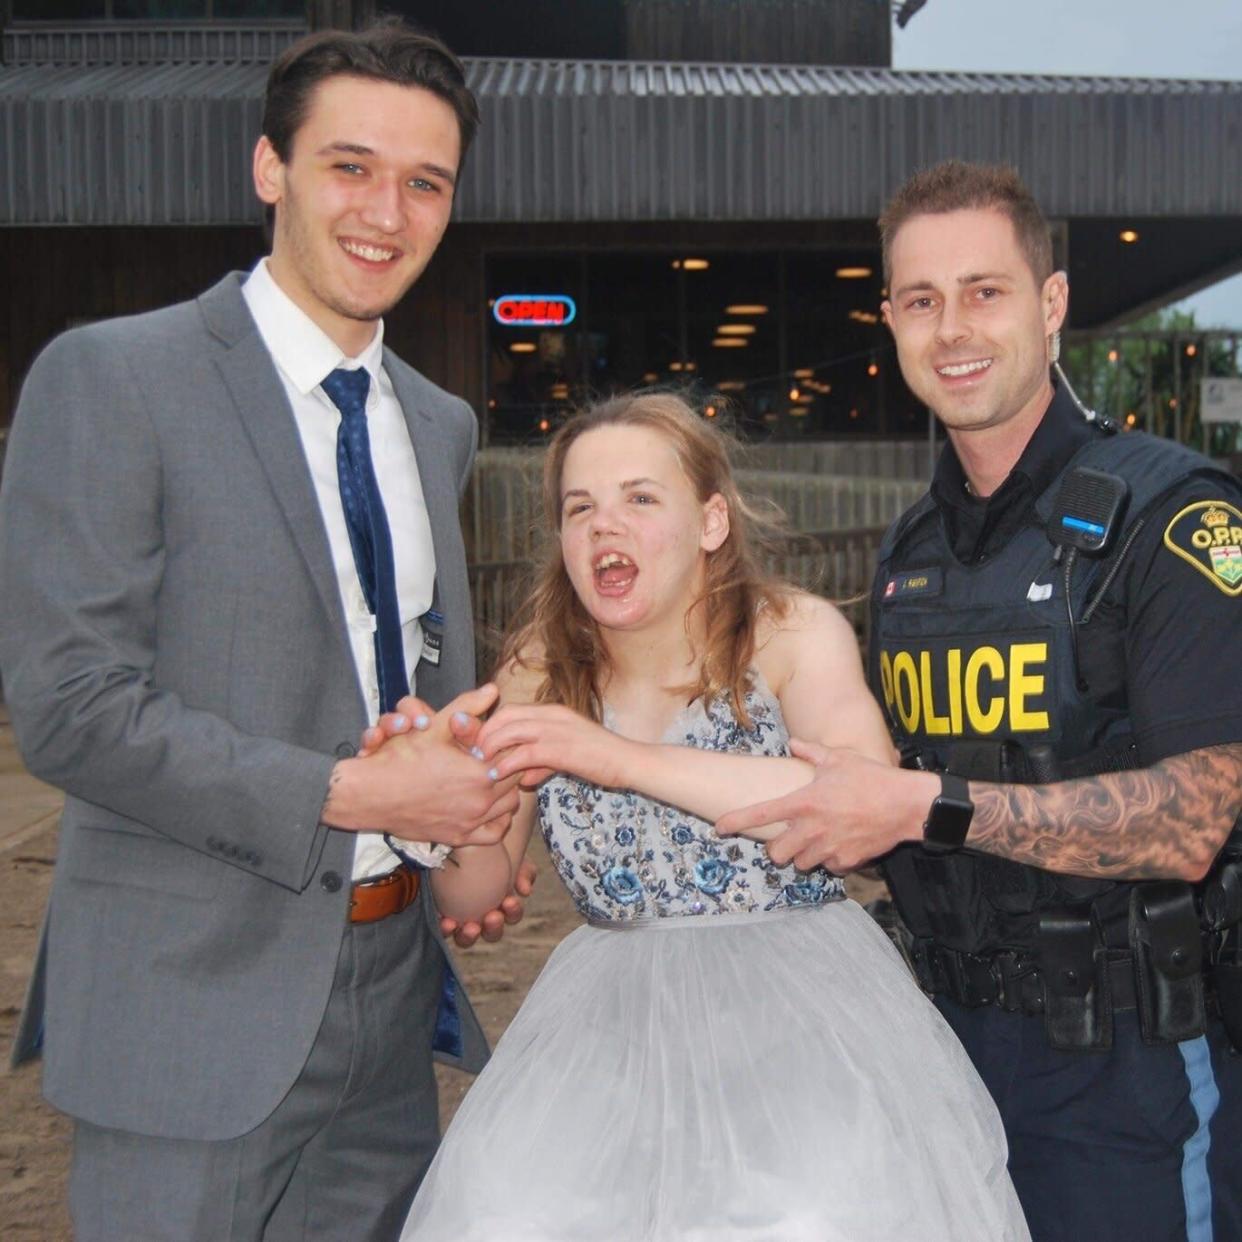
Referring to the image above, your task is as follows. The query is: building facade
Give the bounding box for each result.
[2,0,1240,444]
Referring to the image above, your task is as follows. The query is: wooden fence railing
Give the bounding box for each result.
[468,526,886,676]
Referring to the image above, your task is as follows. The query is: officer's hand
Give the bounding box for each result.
[717,740,937,873]
[440,859,538,947]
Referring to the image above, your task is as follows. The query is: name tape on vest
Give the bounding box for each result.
[882,567,944,601]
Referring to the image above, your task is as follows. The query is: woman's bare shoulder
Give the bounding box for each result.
[754,592,860,691]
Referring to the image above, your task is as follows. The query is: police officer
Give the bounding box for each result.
[718,160,1242,1240]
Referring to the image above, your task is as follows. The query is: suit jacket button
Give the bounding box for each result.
[335,741,357,758]
[321,871,343,893]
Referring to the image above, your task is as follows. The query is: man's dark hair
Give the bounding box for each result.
[262,18,480,166]
[878,160,1054,286]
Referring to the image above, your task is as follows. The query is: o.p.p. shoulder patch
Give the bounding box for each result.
[1163,500,1242,596]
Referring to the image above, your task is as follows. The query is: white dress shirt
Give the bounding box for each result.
[243,259,447,877]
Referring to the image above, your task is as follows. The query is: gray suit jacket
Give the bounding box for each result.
[0,273,488,1141]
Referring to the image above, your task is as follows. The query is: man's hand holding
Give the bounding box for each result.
[324,684,521,847]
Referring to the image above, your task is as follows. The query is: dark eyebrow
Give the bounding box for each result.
[892,272,1012,299]
[317,141,374,157]
[422,163,458,188]
[891,280,937,300]
[315,143,457,188]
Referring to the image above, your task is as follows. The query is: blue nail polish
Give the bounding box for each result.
[487,767,500,782]
[414,714,429,730]
[453,711,469,726]
[392,713,408,729]
[470,746,485,760]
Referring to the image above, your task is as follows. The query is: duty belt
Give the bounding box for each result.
[911,940,1137,1016]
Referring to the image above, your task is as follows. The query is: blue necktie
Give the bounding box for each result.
[321,367,409,714]
[321,368,466,1059]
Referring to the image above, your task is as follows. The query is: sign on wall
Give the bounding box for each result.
[492,294,577,327]
[1201,378,1242,424]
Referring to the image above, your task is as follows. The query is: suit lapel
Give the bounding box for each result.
[199,275,346,636]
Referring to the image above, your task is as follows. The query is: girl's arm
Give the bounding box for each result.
[479,595,893,836]
[429,659,543,924]
[429,791,538,923]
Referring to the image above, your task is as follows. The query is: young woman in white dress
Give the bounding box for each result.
[402,392,1029,1241]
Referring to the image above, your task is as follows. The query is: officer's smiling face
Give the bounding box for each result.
[881,207,1068,443]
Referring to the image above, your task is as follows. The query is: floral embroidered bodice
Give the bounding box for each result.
[536,676,845,922]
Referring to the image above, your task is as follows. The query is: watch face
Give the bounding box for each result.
[925,797,973,847]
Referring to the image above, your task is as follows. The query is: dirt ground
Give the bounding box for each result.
[0,707,882,1240]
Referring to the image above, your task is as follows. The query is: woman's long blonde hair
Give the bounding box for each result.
[499,392,795,725]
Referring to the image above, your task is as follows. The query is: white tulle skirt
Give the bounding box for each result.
[403,900,1029,1241]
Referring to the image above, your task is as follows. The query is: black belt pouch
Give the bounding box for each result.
[1040,908,1113,1051]
[1130,882,1206,1044]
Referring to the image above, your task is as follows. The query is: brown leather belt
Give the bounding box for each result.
[349,864,421,924]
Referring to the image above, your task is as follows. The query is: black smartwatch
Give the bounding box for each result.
[922,771,974,851]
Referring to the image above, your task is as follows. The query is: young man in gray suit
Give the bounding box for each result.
[0,22,522,1240]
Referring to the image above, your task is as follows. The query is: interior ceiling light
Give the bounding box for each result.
[509,342,536,353]
[717,380,745,391]
[713,338,748,348]
[836,266,873,279]
[668,361,684,371]
[642,371,659,383]
[682,258,710,271]
[1119,229,1140,244]
[725,304,769,315]
[715,324,756,336]
[794,368,814,379]
[849,310,879,325]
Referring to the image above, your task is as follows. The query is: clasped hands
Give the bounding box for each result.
[356,687,578,946]
[360,694,924,910]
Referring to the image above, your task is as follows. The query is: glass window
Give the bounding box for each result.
[484,246,916,443]
[784,252,922,435]
[11,0,107,17]
[113,0,209,15]
[485,254,587,445]
[214,0,304,16]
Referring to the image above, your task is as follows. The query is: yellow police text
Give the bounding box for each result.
[878,642,1051,736]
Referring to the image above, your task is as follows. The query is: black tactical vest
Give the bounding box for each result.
[872,426,1228,958]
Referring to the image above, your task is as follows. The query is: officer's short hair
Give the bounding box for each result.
[879,160,1054,286]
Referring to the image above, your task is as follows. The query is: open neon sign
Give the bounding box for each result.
[493,294,577,327]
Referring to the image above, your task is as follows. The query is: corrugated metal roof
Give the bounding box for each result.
[2,57,1240,225]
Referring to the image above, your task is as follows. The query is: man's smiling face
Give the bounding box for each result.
[254,73,461,354]
[881,206,1067,439]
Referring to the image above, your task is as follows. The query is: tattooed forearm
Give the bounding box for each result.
[968,743,1242,881]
